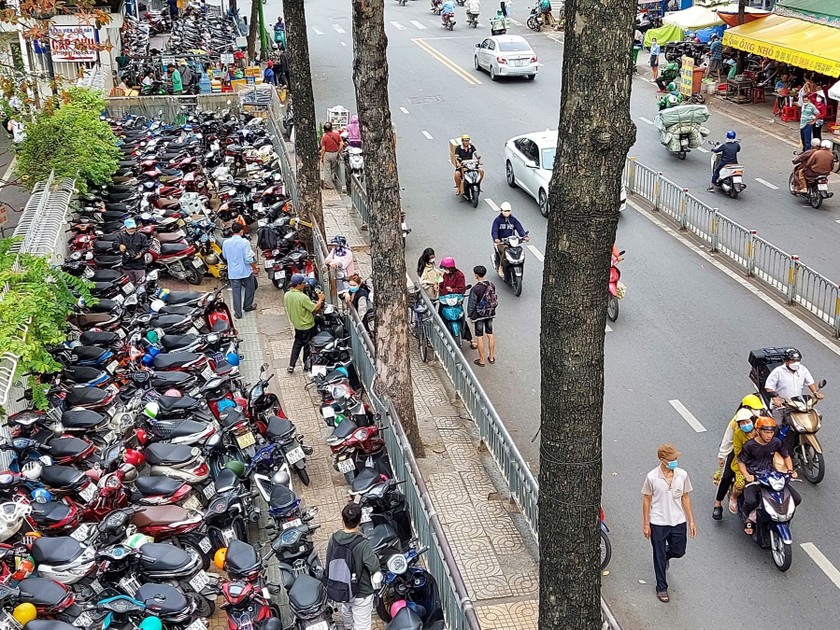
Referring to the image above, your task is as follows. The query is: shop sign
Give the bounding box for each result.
[678,55,694,98]
[723,32,840,77]
[49,24,99,63]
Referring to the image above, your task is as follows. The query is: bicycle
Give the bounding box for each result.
[407,286,431,362]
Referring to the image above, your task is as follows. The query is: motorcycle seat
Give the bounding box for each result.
[148,371,194,389]
[330,418,358,441]
[134,475,186,497]
[18,577,71,607]
[214,468,241,493]
[79,331,120,347]
[47,436,91,459]
[89,269,125,283]
[226,144,243,153]
[137,542,193,572]
[62,409,107,429]
[70,313,116,329]
[40,465,87,489]
[104,202,133,212]
[157,231,184,243]
[70,345,110,362]
[30,501,75,526]
[160,242,191,255]
[62,365,107,385]
[150,313,189,328]
[31,536,85,565]
[349,468,382,496]
[93,240,117,254]
[225,539,260,576]
[309,331,336,350]
[136,582,189,616]
[154,419,211,440]
[132,504,190,528]
[24,622,78,630]
[144,442,194,466]
[166,290,204,305]
[107,184,136,193]
[220,406,246,429]
[94,255,125,270]
[65,386,109,407]
[97,233,121,242]
[388,607,425,630]
[267,416,295,441]
[161,334,199,350]
[153,353,201,370]
[87,298,122,313]
[157,395,201,413]
[269,485,299,515]
[288,573,326,613]
[102,210,131,221]
[90,282,119,297]
[105,190,136,201]
[368,522,401,558]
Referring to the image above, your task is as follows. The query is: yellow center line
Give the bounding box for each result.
[412,38,482,86]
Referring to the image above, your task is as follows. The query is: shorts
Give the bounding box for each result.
[473,318,494,336]
[650,55,659,68]
[708,57,722,72]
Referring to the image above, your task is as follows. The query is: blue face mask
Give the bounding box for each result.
[348,286,359,293]
[740,423,754,433]
[666,460,679,470]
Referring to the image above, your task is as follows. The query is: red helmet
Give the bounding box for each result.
[134,428,149,445]
[124,449,146,467]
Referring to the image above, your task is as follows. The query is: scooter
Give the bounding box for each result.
[788,169,833,209]
[343,146,365,194]
[466,0,480,27]
[607,249,625,323]
[441,11,455,30]
[459,159,481,207]
[493,234,527,297]
[776,379,828,485]
[526,3,543,31]
[737,469,796,572]
[711,144,746,199]
[375,546,444,626]
[438,290,469,348]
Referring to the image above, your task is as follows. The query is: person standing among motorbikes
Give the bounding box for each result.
[454,134,484,196]
[116,218,150,285]
[284,273,325,373]
[491,202,528,277]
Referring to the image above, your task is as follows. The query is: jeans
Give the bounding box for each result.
[340,593,374,630]
[711,159,733,185]
[289,327,315,369]
[800,124,813,151]
[650,522,687,592]
[323,151,342,193]
[230,275,256,317]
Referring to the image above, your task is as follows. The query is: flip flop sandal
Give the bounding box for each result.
[744,522,755,536]
[488,357,495,364]
[729,497,739,514]
[657,592,670,603]
[473,359,485,367]
[712,506,723,521]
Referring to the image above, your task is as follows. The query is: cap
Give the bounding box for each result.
[290,273,306,285]
[657,444,680,460]
[461,134,470,140]
[500,201,512,212]
[124,218,137,229]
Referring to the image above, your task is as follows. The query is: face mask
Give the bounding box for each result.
[429,259,435,266]
[740,423,754,433]
[348,286,359,293]
[788,362,801,371]
[665,460,679,470]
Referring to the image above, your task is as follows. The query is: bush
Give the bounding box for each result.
[13,87,120,193]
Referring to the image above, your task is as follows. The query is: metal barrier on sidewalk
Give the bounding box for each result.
[349,174,369,226]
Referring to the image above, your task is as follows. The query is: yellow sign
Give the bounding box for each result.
[724,32,840,76]
[679,55,694,98]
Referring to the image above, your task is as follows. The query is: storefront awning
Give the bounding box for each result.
[722,14,840,77]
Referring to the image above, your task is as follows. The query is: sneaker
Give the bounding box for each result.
[706,185,715,191]
[286,367,294,374]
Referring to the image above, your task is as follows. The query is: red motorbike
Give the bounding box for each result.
[607,249,625,323]
[130,504,213,569]
[327,422,391,483]
[220,580,279,630]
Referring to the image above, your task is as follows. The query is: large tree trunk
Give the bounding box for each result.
[539,0,636,627]
[351,0,424,457]
[284,0,325,235]
[246,0,259,61]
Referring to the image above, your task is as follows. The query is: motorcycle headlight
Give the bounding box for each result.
[768,475,785,491]
[386,554,408,575]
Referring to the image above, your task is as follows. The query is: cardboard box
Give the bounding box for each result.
[449,138,460,168]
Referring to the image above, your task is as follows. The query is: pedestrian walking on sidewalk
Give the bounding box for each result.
[222,223,259,319]
[649,38,660,81]
[466,266,497,367]
[320,121,344,193]
[284,273,325,373]
[325,503,381,630]
[642,444,696,603]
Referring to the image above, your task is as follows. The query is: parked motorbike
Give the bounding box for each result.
[526,3,543,31]
[607,249,625,323]
[438,290,469,348]
[376,546,444,626]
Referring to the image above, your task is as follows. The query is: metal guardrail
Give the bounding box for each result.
[106,93,242,122]
[625,157,840,336]
[350,174,369,226]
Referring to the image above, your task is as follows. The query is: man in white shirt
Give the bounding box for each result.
[764,348,824,424]
[641,444,696,603]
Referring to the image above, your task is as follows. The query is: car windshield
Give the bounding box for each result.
[498,40,531,52]
[541,148,556,170]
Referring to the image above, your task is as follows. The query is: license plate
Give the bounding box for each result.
[183,494,203,511]
[311,366,327,377]
[116,328,126,338]
[819,183,828,191]
[119,575,140,596]
[222,527,236,544]
[112,294,125,304]
[236,431,256,448]
[360,506,373,524]
[189,570,210,592]
[257,218,268,227]
[285,446,305,465]
[203,484,216,500]
[192,258,204,268]
[680,139,689,146]
[185,620,207,630]
[264,259,274,269]
[89,579,103,594]
[105,360,119,374]
[732,176,742,183]
[78,483,97,502]
[70,523,92,541]
[282,518,302,530]
[321,406,335,419]
[193,317,205,328]
[188,326,201,336]
[73,612,93,628]
[304,623,328,630]
[102,430,116,444]
[122,282,135,295]
[198,536,212,553]
[512,59,525,66]
[201,365,215,381]
[337,457,356,474]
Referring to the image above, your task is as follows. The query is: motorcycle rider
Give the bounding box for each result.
[116,218,150,285]
[764,348,824,430]
[490,9,507,34]
[466,0,481,23]
[441,0,456,24]
[794,139,834,193]
[792,137,822,184]
[655,59,680,92]
[454,134,483,196]
[491,202,528,277]
[738,417,801,536]
[707,130,741,191]
[438,257,474,348]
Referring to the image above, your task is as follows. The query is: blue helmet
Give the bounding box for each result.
[225,352,240,367]
[726,130,736,140]
[32,488,52,504]
[138,617,163,630]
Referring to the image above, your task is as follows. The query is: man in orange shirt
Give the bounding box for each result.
[320,121,344,193]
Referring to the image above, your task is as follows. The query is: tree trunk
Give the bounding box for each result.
[539,0,636,627]
[284,0,325,236]
[246,0,259,61]
[351,0,424,457]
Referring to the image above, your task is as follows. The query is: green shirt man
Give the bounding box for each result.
[168,65,183,94]
[283,274,325,372]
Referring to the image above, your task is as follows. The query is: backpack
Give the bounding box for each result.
[257,225,278,252]
[540,0,551,11]
[325,534,365,602]
[475,281,497,318]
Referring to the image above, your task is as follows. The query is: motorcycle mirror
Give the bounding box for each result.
[475,42,480,47]
[619,250,626,256]
[819,379,827,388]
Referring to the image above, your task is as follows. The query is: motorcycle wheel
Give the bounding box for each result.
[189,592,215,618]
[272,276,285,290]
[607,296,620,322]
[419,332,429,362]
[185,264,203,285]
[295,465,311,486]
[788,172,797,195]
[600,528,612,570]
[376,593,394,622]
[527,16,538,30]
[809,189,823,209]
[728,187,740,199]
[770,529,793,572]
[511,273,522,297]
[234,518,249,543]
[471,189,480,208]
[798,443,825,484]
[452,329,462,349]
[677,150,686,160]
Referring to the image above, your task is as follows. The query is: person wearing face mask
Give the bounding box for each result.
[641,444,696,604]
[764,348,824,428]
[343,273,370,313]
[417,248,441,300]
[712,395,767,520]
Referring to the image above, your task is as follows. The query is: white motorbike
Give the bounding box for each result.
[466,0,480,27]
[0,500,31,542]
[711,143,747,199]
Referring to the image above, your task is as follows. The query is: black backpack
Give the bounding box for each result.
[257,225,279,252]
[325,534,365,602]
[475,281,497,318]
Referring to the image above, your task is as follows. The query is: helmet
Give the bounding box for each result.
[390,600,408,618]
[119,463,138,483]
[224,460,245,477]
[143,401,159,420]
[204,253,219,266]
[154,288,170,301]
[821,139,833,149]
[163,388,182,398]
[134,428,150,445]
[217,398,236,414]
[784,348,802,361]
[668,95,678,105]
[126,532,153,549]
[726,130,737,140]
[811,138,822,148]
[755,417,776,430]
[272,469,291,487]
[336,366,349,378]
[138,618,163,630]
[740,394,764,411]
[306,278,318,289]
[21,461,42,481]
[214,547,227,570]
[329,235,348,248]
[31,489,52,504]
[667,82,675,91]
[500,201,512,213]
[150,299,166,313]
[226,352,240,367]
[124,449,145,468]
[12,557,34,581]
[145,329,160,345]
[439,257,455,269]
[13,603,37,625]
[461,134,470,141]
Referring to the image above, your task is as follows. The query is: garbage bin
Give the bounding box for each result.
[632,45,642,73]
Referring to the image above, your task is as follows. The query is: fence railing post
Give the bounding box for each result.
[678,188,688,230]
[627,157,637,193]
[747,230,757,277]
[710,208,719,253]
[653,172,663,211]
[833,287,840,337]
[787,255,799,304]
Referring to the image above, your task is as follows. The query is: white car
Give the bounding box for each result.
[474,35,538,81]
[504,130,627,217]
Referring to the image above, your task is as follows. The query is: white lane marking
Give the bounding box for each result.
[802,543,840,590]
[399,107,410,114]
[628,198,840,360]
[391,21,407,30]
[340,41,347,47]
[639,116,654,125]
[696,147,709,153]
[333,24,346,34]
[836,220,840,224]
[410,20,427,29]
[312,27,324,35]
[605,324,613,333]
[756,177,779,190]
[421,130,434,140]
[485,198,500,212]
[668,399,707,433]
[527,244,544,262]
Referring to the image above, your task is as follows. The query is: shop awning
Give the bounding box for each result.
[722,14,840,77]
[663,5,725,29]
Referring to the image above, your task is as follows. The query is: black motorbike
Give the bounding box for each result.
[493,233,528,297]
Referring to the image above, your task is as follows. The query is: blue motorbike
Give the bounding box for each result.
[737,470,796,571]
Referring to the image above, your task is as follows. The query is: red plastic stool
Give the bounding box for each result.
[752,87,765,103]
[781,105,800,123]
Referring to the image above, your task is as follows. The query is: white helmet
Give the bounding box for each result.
[499,201,512,212]
[150,299,166,313]
[21,461,42,481]
[811,138,822,148]
[821,139,833,149]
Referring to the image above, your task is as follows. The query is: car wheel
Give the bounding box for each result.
[474,55,480,71]
[527,74,536,80]
[538,189,549,217]
[490,65,497,81]
[505,160,516,188]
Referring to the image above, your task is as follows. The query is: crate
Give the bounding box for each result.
[748,347,788,390]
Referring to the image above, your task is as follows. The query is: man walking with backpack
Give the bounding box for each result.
[325,503,381,630]
[467,265,497,367]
